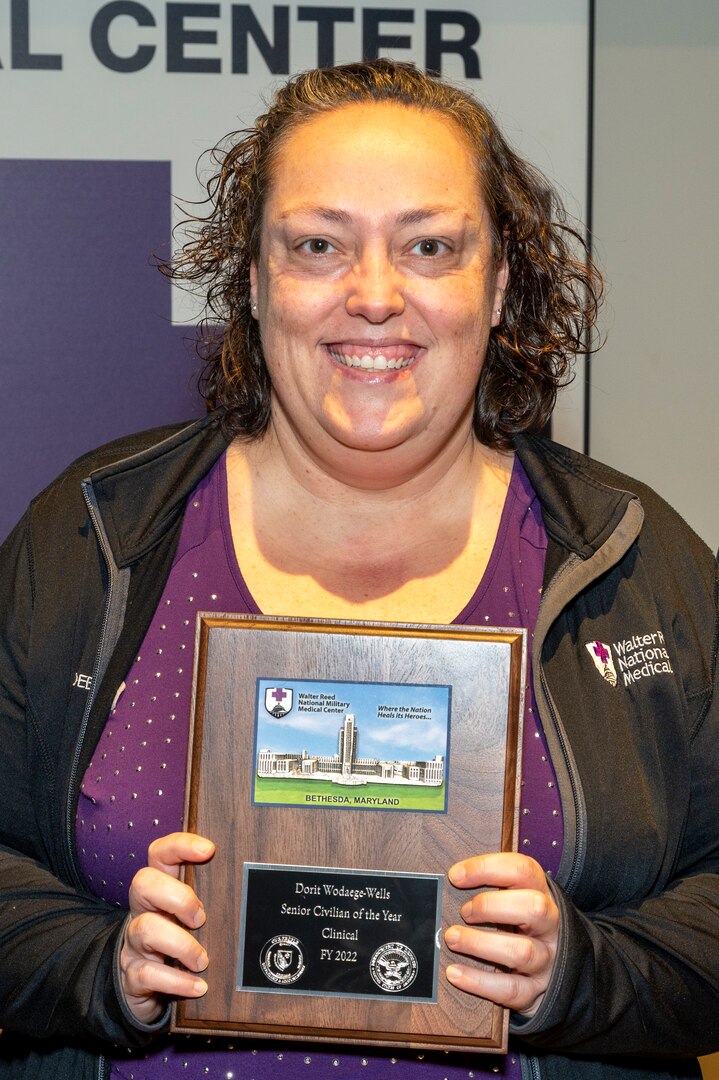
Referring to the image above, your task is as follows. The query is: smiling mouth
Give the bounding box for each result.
[327,346,420,372]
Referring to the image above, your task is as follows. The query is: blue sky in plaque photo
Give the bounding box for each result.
[254,679,450,762]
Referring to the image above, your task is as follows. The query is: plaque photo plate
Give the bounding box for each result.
[172,616,526,1053]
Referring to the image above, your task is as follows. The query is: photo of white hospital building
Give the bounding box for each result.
[257,714,444,789]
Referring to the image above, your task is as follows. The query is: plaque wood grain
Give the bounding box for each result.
[173,616,525,1053]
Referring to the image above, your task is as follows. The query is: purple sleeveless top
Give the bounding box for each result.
[77,453,561,1079]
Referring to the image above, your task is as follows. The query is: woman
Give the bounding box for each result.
[0,60,717,1080]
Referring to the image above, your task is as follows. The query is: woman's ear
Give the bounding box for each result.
[491,257,509,328]
[250,260,259,319]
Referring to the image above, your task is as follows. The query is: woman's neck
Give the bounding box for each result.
[226,427,514,621]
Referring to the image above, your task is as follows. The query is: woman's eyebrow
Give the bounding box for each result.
[276,205,467,226]
[277,206,352,224]
[395,206,463,226]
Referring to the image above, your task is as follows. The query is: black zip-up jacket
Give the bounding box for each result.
[1,413,718,1080]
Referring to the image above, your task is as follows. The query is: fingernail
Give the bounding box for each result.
[192,839,214,856]
[196,950,209,972]
[193,978,208,996]
[192,907,206,929]
[448,863,466,885]
[445,927,460,946]
[446,965,462,984]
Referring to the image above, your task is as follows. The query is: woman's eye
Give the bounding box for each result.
[412,238,447,257]
[301,238,334,255]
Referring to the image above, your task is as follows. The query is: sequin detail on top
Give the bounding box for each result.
[77,453,559,1079]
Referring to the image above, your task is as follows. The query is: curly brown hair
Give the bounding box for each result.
[165,58,603,450]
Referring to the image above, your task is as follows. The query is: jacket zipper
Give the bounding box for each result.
[63,481,123,887]
[525,1054,542,1080]
[533,554,589,896]
[538,666,586,893]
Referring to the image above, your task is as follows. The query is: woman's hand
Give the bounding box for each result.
[444,853,559,1018]
[120,832,216,1024]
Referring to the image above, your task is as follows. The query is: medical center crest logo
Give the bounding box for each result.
[265,686,293,717]
[585,630,673,689]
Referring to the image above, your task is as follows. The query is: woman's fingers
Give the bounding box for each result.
[121,906,209,1023]
[444,956,547,1014]
[121,910,209,1003]
[127,833,213,928]
[128,833,215,930]
[128,866,207,930]
[458,886,558,936]
[146,832,216,877]
[121,959,208,1007]
[119,833,216,1023]
[444,852,560,1017]
[445,921,553,976]
[449,852,549,893]
[125,909,209,972]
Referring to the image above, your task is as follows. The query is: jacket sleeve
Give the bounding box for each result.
[513,567,719,1058]
[0,845,166,1045]
[0,513,163,1048]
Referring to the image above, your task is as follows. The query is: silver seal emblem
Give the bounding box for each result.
[260,935,306,985]
[369,942,418,993]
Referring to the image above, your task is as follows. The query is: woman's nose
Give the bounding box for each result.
[345,253,405,322]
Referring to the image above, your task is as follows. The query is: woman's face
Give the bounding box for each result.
[251,102,507,483]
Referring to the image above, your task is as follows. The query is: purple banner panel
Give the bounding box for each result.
[0,159,205,541]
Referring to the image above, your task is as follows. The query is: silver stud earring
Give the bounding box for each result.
[495,308,501,316]
[251,302,258,312]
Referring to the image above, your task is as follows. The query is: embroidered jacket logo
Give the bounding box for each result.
[585,641,618,687]
[585,631,674,689]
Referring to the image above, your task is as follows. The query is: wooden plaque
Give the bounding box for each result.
[172,615,525,1053]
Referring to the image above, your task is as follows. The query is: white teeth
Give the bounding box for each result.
[329,349,415,372]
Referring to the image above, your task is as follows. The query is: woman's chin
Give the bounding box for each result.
[318,399,428,456]
[323,422,421,456]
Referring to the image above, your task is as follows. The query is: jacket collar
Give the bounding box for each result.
[514,432,643,560]
[86,411,231,569]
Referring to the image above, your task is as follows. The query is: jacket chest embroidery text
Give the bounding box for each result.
[586,630,674,689]
[72,672,94,691]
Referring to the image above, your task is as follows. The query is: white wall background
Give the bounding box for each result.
[591,0,719,552]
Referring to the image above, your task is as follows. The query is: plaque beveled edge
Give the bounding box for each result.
[173,613,525,1053]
